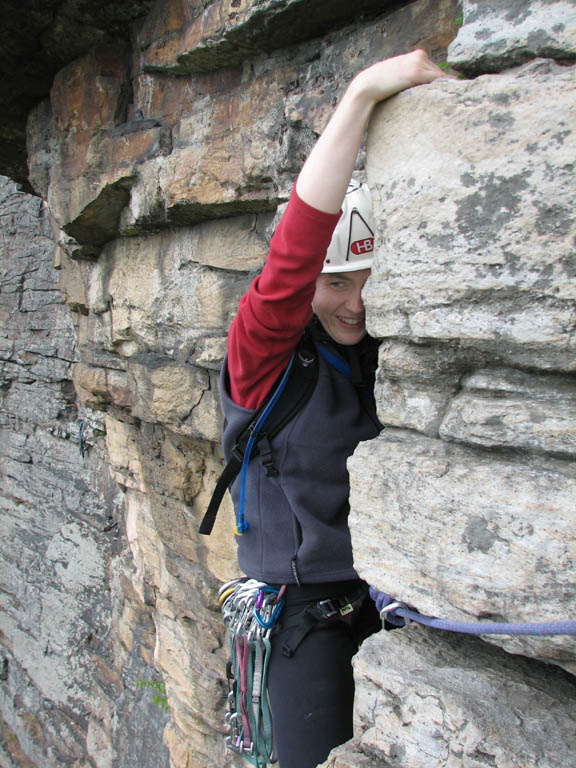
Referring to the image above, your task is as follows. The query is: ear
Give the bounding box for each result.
[312,275,324,312]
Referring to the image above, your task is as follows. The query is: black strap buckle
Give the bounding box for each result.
[317,597,353,619]
[258,435,279,477]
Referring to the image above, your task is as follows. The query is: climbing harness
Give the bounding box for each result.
[278,583,371,657]
[370,588,576,636]
[199,330,319,536]
[219,578,286,766]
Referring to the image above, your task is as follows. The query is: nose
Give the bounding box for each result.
[345,286,365,315]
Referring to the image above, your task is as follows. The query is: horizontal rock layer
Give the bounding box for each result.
[448,0,576,74]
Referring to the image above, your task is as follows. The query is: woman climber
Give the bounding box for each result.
[219,50,444,768]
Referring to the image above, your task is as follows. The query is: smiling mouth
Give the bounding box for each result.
[337,316,364,327]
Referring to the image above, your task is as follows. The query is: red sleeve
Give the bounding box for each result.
[227,187,341,409]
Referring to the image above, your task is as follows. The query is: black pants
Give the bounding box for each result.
[267,580,381,768]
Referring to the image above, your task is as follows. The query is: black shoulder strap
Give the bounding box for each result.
[198,329,319,535]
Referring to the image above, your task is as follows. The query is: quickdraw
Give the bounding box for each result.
[219,578,285,766]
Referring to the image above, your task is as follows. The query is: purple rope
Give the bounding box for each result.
[369,588,576,636]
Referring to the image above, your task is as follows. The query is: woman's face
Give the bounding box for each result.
[312,268,371,345]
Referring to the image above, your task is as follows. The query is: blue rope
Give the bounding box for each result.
[370,588,576,636]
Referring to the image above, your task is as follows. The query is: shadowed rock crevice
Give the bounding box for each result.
[0,0,156,188]
[64,176,136,251]
[139,0,414,74]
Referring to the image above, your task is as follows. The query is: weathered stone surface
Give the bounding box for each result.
[0,177,170,766]
[65,219,264,438]
[128,360,217,438]
[138,0,405,74]
[349,431,576,673]
[98,223,262,347]
[440,367,576,458]
[375,344,576,452]
[119,475,241,767]
[366,60,576,372]
[353,12,576,767]
[27,45,172,256]
[0,0,155,187]
[321,628,576,768]
[101,400,242,763]
[373,339,482,436]
[107,415,238,573]
[61,209,270,442]
[448,0,576,74]
[28,0,459,254]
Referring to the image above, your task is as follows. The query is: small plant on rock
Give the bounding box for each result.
[136,679,169,713]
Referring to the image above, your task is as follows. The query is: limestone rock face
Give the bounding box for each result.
[334,11,576,768]
[448,0,576,74]
[323,629,576,768]
[365,60,575,371]
[2,0,575,766]
[0,178,169,767]
[26,0,457,256]
[350,432,576,672]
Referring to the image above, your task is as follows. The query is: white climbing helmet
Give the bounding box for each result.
[322,179,375,273]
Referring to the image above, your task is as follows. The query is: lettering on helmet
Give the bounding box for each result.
[351,238,374,255]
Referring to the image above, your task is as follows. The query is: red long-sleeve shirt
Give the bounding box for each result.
[227,188,341,410]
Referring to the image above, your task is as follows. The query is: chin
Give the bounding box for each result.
[333,328,366,345]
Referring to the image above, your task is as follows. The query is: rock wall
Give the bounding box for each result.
[0,0,574,766]
[338,3,576,767]
[0,177,170,767]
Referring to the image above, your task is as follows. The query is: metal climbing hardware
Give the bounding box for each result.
[219,578,285,766]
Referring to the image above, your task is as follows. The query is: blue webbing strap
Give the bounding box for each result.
[314,342,352,379]
[370,588,576,636]
[314,342,375,405]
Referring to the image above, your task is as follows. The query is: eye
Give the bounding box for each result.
[329,280,347,289]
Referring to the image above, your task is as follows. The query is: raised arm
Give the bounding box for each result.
[228,50,445,410]
[296,49,444,214]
